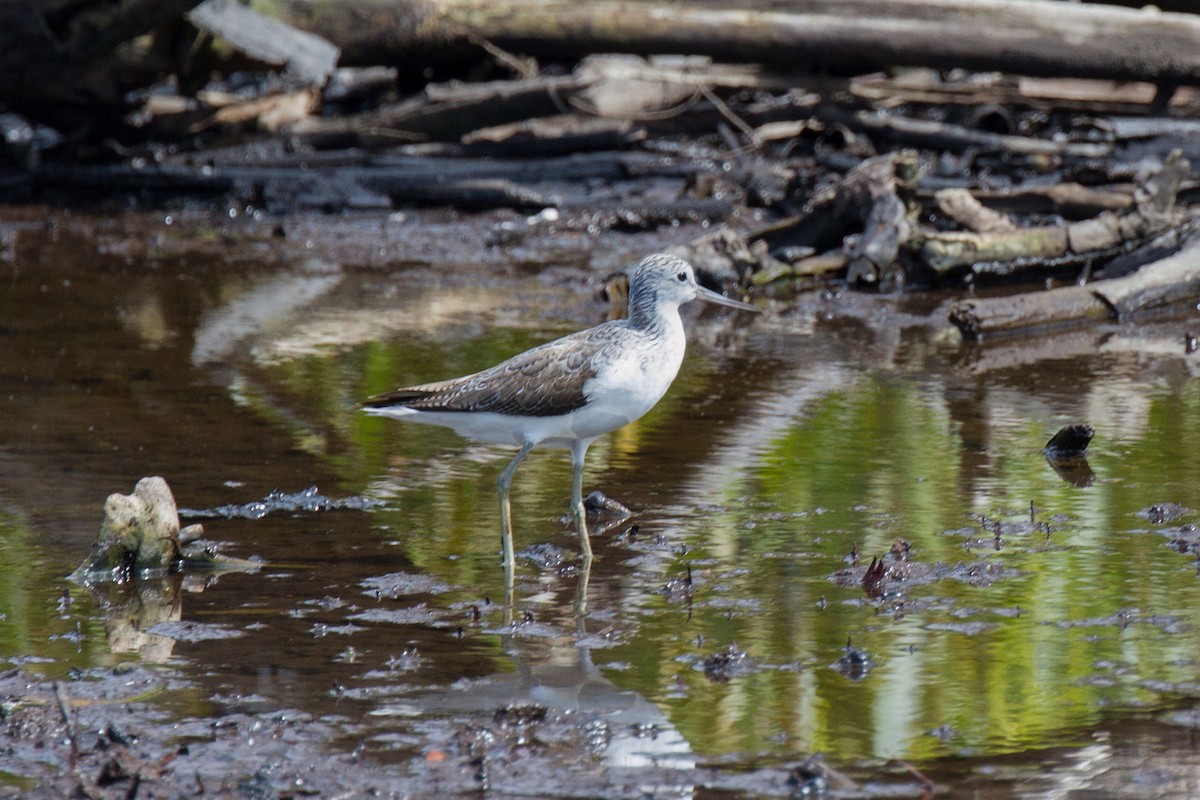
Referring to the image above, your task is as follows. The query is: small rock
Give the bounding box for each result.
[832,639,873,681]
[1138,503,1188,525]
[701,644,754,683]
[84,476,182,573]
[1043,424,1093,459]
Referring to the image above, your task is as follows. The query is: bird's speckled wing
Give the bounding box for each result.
[361,325,621,417]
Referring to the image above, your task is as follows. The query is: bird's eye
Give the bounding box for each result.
[676,270,688,282]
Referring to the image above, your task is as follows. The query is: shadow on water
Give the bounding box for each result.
[3,208,1200,795]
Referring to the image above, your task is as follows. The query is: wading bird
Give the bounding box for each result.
[361,252,757,568]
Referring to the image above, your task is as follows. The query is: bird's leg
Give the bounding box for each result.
[573,551,591,628]
[570,441,593,562]
[498,441,535,569]
[502,567,515,627]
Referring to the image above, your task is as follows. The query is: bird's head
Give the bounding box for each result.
[627,253,758,313]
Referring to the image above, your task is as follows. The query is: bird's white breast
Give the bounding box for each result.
[576,318,686,438]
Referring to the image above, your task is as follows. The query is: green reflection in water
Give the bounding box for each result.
[607,372,1200,762]
[255,323,1200,765]
[0,510,113,674]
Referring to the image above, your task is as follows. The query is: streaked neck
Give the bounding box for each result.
[627,288,676,333]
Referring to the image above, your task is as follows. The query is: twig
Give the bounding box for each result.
[447,22,539,79]
[53,681,79,770]
[894,756,936,798]
[700,84,761,150]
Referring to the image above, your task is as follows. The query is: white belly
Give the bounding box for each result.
[361,404,626,448]
[362,380,669,448]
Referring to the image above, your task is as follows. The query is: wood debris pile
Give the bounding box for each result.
[4,0,1200,337]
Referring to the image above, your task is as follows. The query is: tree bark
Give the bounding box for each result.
[266,0,1200,86]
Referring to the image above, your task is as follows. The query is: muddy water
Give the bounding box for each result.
[3,208,1200,794]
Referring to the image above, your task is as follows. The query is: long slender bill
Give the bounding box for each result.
[696,285,759,312]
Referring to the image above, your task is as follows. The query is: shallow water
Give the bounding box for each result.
[3,208,1200,794]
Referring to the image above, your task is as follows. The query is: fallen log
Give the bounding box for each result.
[289,73,592,147]
[964,184,1134,219]
[949,287,1111,339]
[948,226,1200,338]
[288,54,802,149]
[850,71,1200,116]
[1094,238,1200,316]
[22,148,729,215]
[817,105,1113,159]
[266,0,1200,87]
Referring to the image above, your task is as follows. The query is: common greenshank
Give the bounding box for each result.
[361,252,757,567]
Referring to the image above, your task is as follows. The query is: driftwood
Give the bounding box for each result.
[15,0,1200,128]
[921,152,1190,277]
[964,184,1135,220]
[290,73,591,147]
[270,0,1200,87]
[850,72,1200,117]
[4,0,1200,329]
[79,477,185,574]
[192,88,320,133]
[188,0,339,83]
[576,55,759,118]
[750,184,1141,292]
[751,152,919,286]
[72,477,255,576]
[949,288,1111,339]
[285,54,799,149]
[935,189,1016,234]
[458,116,646,158]
[842,156,919,289]
[722,146,1198,305]
[949,226,1200,338]
[750,252,847,288]
[943,154,1200,338]
[23,149,731,220]
[816,106,1113,159]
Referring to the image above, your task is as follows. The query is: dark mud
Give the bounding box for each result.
[3,665,938,799]
[8,645,1200,798]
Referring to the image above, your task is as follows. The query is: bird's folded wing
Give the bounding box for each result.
[362,332,609,417]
